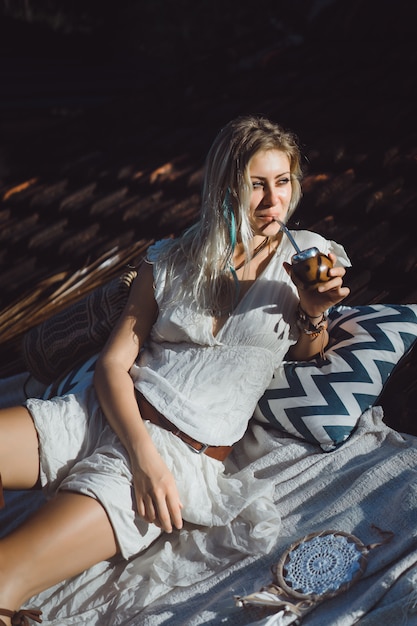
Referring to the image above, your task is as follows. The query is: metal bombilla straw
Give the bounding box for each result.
[275,219,302,254]
[275,219,332,286]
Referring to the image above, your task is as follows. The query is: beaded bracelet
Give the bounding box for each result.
[296,304,328,338]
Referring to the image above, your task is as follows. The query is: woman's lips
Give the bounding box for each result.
[257,214,278,222]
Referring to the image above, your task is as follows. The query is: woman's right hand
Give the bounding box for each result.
[131,445,183,534]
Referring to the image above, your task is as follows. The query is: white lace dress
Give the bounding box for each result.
[26,231,350,562]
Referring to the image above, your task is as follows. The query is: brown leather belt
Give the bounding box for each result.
[136,392,232,462]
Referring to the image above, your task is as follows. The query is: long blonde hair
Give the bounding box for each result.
[152,115,303,313]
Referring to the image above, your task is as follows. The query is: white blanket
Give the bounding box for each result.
[1,376,417,625]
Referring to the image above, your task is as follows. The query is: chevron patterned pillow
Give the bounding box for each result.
[254,304,417,451]
[43,353,99,400]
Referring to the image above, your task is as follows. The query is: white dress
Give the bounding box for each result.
[26,231,350,561]
[131,231,351,446]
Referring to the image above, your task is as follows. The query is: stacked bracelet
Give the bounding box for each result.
[296,304,328,338]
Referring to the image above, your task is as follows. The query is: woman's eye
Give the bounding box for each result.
[278,177,290,185]
[252,181,264,189]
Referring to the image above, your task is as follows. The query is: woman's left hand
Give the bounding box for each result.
[284,253,350,317]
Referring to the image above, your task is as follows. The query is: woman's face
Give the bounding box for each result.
[248,149,292,237]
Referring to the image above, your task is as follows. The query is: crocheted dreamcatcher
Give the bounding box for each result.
[235,526,393,622]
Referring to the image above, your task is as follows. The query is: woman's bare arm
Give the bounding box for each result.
[94,261,183,533]
[285,253,350,360]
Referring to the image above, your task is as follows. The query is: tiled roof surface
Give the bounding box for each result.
[1,1,417,404]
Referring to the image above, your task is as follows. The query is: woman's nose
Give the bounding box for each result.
[263,185,279,206]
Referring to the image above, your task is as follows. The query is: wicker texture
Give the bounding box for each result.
[22,270,137,383]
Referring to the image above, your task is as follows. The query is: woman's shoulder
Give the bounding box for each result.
[288,229,351,267]
[146,238,176,263]
[287,229,327,248]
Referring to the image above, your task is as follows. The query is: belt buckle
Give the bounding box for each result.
[186,441,209,455]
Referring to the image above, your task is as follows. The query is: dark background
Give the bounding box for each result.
[1,0,417,375]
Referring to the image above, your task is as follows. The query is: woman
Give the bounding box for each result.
[0,115,350,625]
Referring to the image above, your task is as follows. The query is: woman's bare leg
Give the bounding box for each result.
[0,407,40,490]
[0,491,119,621]
[0,407,120,624]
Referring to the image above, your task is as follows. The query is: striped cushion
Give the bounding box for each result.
[254,304,417,451]
[23,270,136,384]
